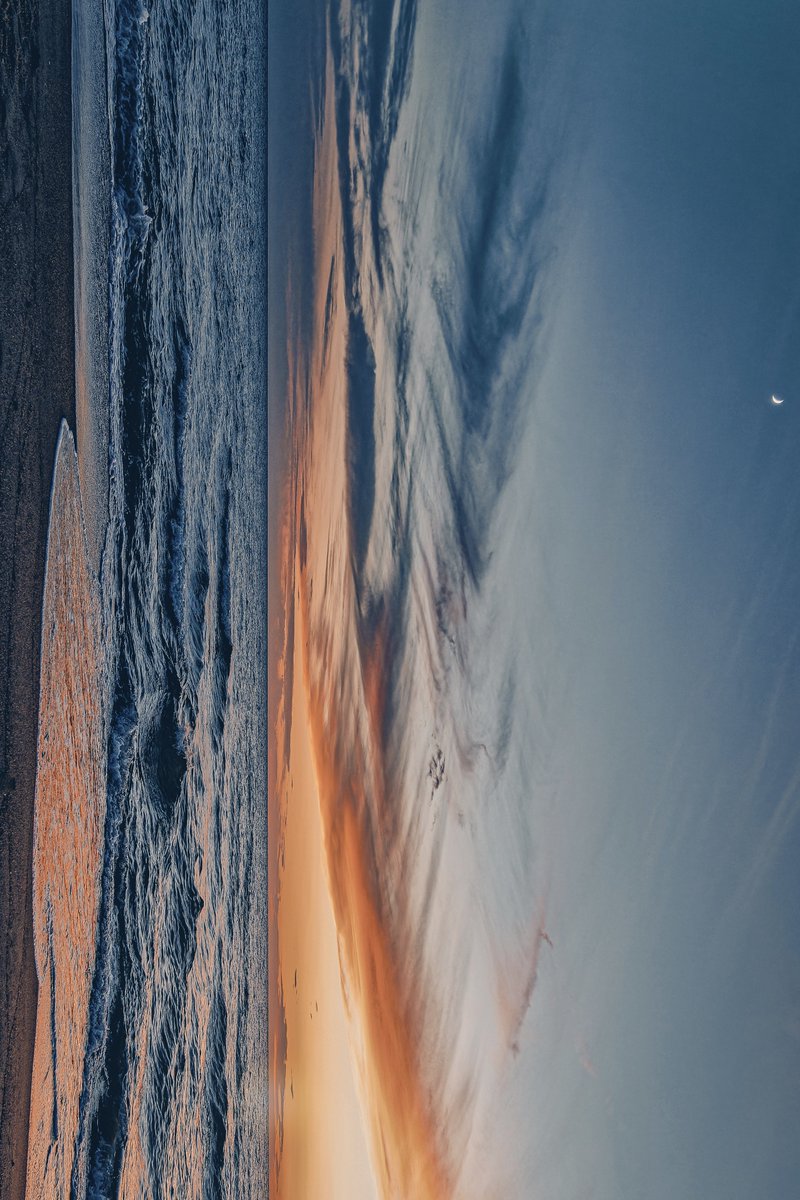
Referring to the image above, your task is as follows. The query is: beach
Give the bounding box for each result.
[0,1,75,1196]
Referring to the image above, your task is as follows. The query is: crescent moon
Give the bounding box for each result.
[771,394,784,406]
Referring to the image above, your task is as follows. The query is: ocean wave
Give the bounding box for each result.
[32,0,267,1195]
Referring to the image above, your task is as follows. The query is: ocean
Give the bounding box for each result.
[27,0,267,1195]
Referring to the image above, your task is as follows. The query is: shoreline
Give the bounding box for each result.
[0,0,76,1196]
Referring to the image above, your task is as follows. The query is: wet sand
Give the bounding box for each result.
[0,1,75,1196]
[25,425,106,1200]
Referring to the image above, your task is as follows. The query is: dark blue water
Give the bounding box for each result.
[68,0,267,1194]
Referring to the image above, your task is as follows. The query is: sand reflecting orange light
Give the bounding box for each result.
[26,426,106,1200]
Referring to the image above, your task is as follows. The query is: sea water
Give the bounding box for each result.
[29,0,267,1195]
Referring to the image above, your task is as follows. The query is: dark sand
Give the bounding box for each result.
[0,0,75,1195]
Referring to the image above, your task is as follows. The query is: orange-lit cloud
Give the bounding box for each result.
[303,614,452,1200]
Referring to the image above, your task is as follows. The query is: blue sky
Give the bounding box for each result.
[270,1,800,1194]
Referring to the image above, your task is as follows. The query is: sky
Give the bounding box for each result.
[269,1,800,1195]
